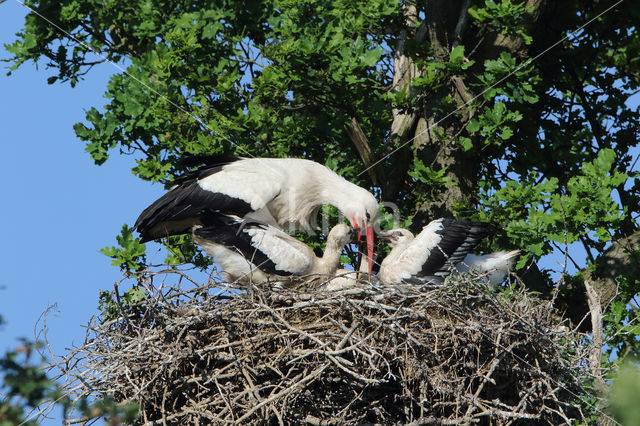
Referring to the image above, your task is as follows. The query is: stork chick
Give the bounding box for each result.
[192,217,353,285]
[379,218,518,286]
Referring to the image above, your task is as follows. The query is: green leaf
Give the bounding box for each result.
[100,225,146,273]
[467,119,481,133]
[610,362,640,425]
[408,157,452,187]
[457,136,473,151]
[500,127,513,140]
[360,48,382,67]
[450,45,465,64]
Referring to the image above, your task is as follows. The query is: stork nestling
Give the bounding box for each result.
[378,219,518,286]
[191,217,353,285]
[451,250,520,286]
[134,156,379,272]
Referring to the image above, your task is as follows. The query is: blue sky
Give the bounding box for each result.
[0,1,165,413]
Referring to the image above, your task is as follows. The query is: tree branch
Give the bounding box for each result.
[584,280,610,423]
[582,232,639,309]
[390,3,424,138]
[344,117,379,186]
[452,0,472,48]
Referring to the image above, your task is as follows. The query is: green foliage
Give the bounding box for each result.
[411,45,475,95]
[468,0,534,45]
[550,148,628,246]
[467,101,522,147]
[603,274,640,363]
[408,157,453,201]
[0,339,138,424]
[75,396,139,424]
[477,53,539,103]
[47,0,397,182]
[100,224,147,273]
[609,360,640,425]
[0,291,137,423]
[463,52,539,154]
[0,341,50,425]
[98,286,148,322]
[478,149,628,264]
[378,208,412,232]
[162,234,214,270]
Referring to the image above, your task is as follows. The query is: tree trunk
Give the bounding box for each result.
[413,0,478,222]
[388,0,625,333]
[384,2,424,201]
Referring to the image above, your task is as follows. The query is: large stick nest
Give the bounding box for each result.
[56,270,590,424]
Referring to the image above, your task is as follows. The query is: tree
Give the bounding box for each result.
[0,311,138,424]
[5,0,640,417]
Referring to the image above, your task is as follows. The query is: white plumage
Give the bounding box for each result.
[379,218,517,286]
[322,254,380,291]
[134,156,379,272]
[323,269,365,291]
[378,221,446,283]
[452,251,520,287]
[192,219,353,285]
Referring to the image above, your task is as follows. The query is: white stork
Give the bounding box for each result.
[451,251,520,286]
[134,156,378,272]
[191,217,353,284]
[378,218,518,286]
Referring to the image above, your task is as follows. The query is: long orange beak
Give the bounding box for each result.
[366,225,374,275]
[350,216,373,276]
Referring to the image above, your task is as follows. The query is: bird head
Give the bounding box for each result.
[345,197,379,275]
[326,224,353,250]
[378,228,415,248]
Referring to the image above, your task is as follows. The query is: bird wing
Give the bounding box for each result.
[194,240,269,284]
[389,220,447,281]
[196,160,284,211]
[418,219,489,276]
[243,226,314,275]
[135,159,284,242]
[455,250,519,286]
[193,219,314,276]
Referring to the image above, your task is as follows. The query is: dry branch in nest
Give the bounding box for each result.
[55,270,591,424]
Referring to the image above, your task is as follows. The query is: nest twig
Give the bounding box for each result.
[51,269,592,424]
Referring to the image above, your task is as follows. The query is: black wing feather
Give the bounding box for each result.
[172,155,242,186]
[419,219,489,277]
[193,220,294,277]
[134,180,253,242]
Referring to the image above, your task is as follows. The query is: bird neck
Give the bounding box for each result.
[317,179,357,216]
[289,168,354,232]
[390,237,414,251]
[273,162,365,233]
[382,237,415,266]
[314,241,344,275]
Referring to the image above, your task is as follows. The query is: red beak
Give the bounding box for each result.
[350,216,373,277]
[366,226,374,275]
[351,216,361,242]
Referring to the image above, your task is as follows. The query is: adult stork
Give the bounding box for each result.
[134,156,378,272]
[378,218,518,286]
[191,217,353,285]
